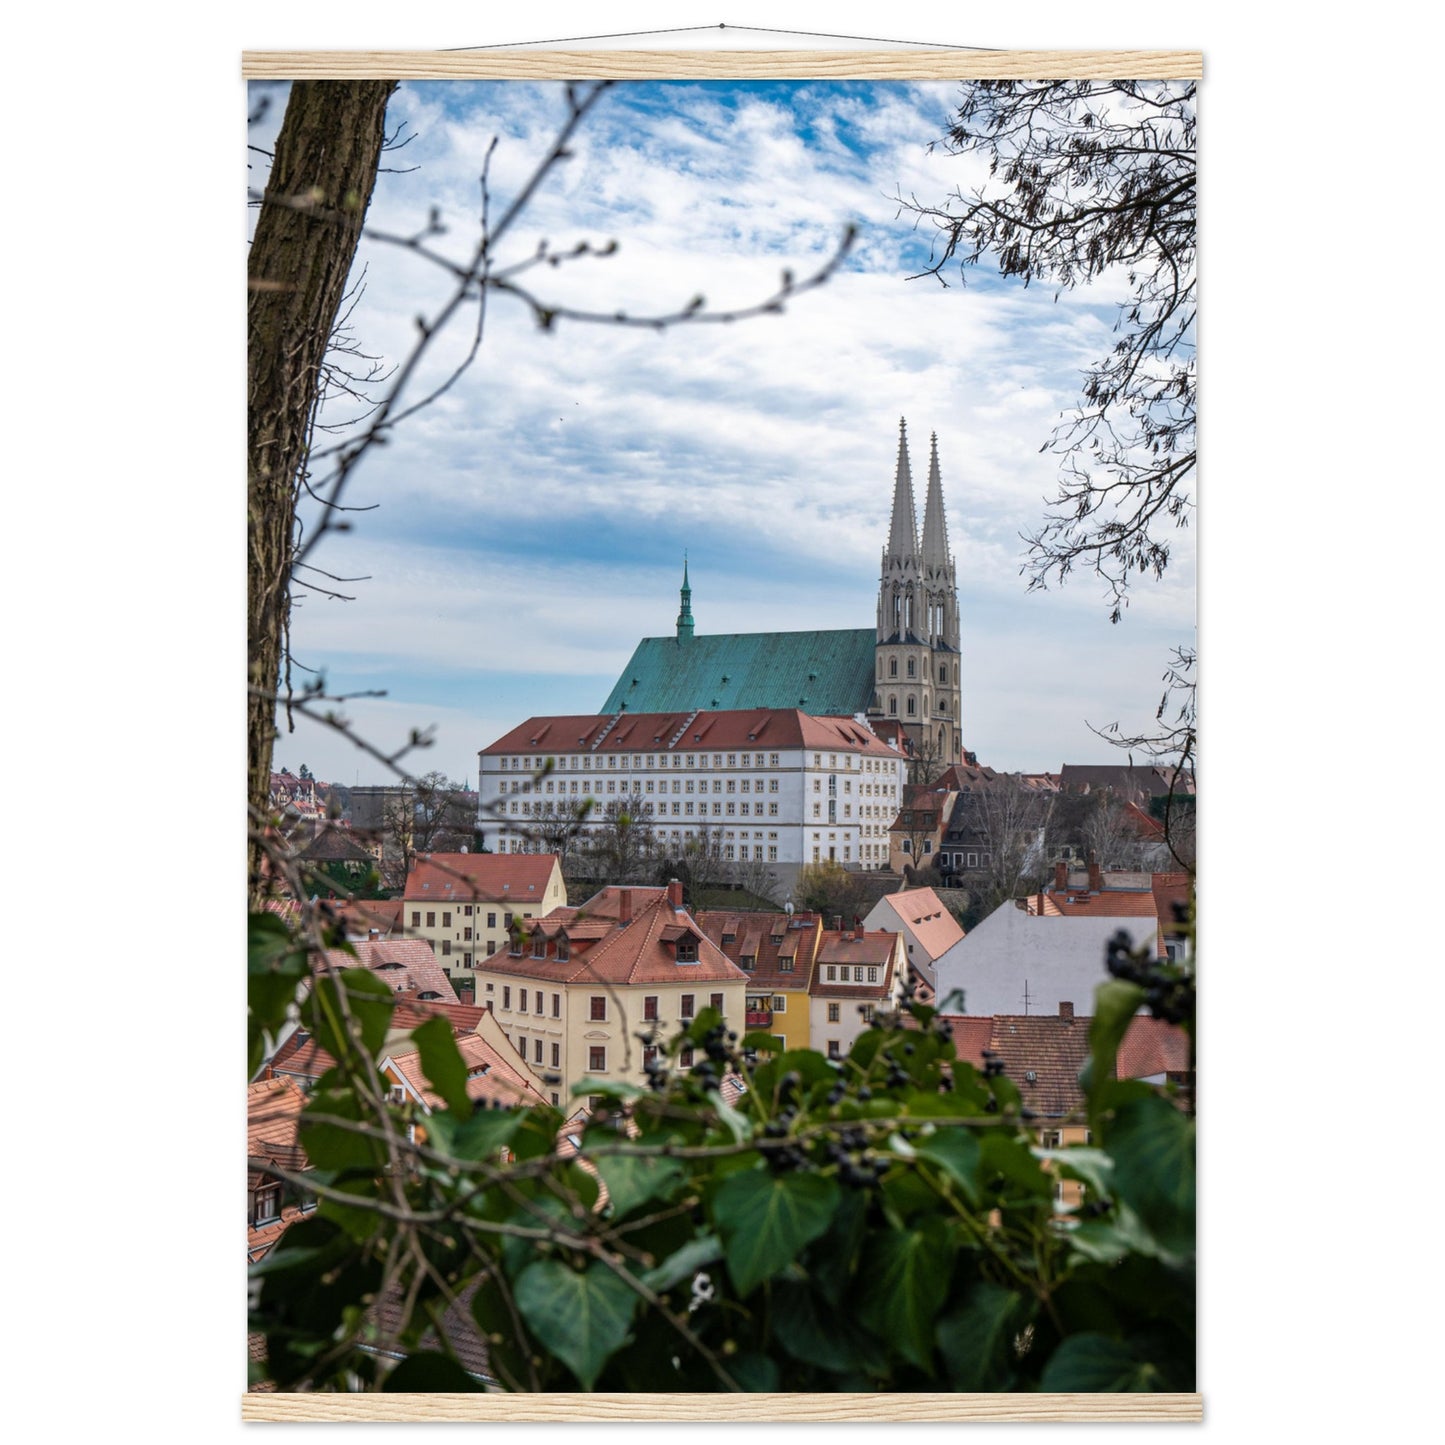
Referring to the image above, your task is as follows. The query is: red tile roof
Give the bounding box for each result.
[479,889,748,988]
[483,710,902,759]
[384,1031,548,1111]
[872,888,965,959]
[405,852,561,904]
[247,1076,307,1157]
[1116,1016,1192,1079]
[322,938,459,1004]
[332,898,405,937]
[695,910,823,991]
[942,1011,1192,1116]
[809,929,899,997]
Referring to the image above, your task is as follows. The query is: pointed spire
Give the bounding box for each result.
[675,553,694,641]
[886,417,919,560]
[921,431,951,569]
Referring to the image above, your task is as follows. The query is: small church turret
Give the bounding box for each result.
[675,556,694,641]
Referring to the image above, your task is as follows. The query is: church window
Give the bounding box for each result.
[906,698,916,716]
[907,658,916,678]
[889,658,897,677]
[939,664,946,683]
[888,697,897,715]
[939,698,948,713]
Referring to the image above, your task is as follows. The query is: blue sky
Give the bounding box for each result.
[252,78,1195,787]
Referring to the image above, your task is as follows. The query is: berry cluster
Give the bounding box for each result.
[1104,929,1195,1027]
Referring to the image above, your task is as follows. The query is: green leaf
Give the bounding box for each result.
[858,1218,954,1371]
[771,1279,874,1375]
[308,967,397,1064]
[425,1104,520,1162]
[1081,979,1146,1105]
[595,1152,684,1219]
[410,1016,472,1120]
[1040,1332,1167,1392]
[936,1281,1027,1390]
[1106,1095,1195,1256]
[382,1351,485,1392]
[914,1126,983,1206]
[641,1233,724,1293]
[711,1169,839,1297]
[1035,1144,1115,1199]
[513,1259,639,1390]
[728,1351,780,1391]
[299,1089,387,1171]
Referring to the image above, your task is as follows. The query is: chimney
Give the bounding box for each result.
[667,878,684,909]
[1054,861,1067,890]
[618,888,632,924]
[1087,855,1102,893]
[1059,1001,1074,1020]
[369,928,381,940]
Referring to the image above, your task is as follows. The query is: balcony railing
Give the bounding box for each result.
[745,1009,773,1028]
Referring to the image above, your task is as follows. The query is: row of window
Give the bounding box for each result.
[411,909,523,930]
[493,988,724,1021]
[498,752,900,774]
[880,657,958,684]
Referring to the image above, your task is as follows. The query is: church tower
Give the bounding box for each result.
[871,419,962,766]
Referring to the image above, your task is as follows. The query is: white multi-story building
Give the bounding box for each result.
[477,708,906,884]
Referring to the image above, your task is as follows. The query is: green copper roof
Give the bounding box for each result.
[601,628,877,716]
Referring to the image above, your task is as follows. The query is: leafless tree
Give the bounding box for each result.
[900,81,1195,625]
[973,774,1053,906]
[247,80,856,901]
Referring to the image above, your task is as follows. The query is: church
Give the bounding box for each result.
[600,419,966,765]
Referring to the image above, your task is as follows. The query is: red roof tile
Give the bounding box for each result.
[322,938,459,1004]
[385,1031,548,1111]
[1117,1016,1192,1079]
[695,910,823,991]
[483,710,903,759]
[405,852,561,904]
[872,888,966,959]
[809,929,900,997]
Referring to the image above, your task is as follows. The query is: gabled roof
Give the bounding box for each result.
[479,889,748,988]
[404,852,560,904]
[943,1012,1192,1117]
[599,630,878,717]
[384,1031,548,1112]
[323,938,459,1004]
[247,1077,307,1158]
[695,909,823,990]
[867,888,965,960]
[331,898,405,937]
[809,929,899,997]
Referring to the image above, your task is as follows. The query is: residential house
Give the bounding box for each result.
[861,885,966,998]
[934,866,1192,1019]
[324,936,461,1005]
[247,1076,311,1262]
[469,880,748,1103]
[403,852,567,999]
[943,1002,1192,1206]
[808,927,907,1060]
[695,909,825,1052]
[886,781,957,873]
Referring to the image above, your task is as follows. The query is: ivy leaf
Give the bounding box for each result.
[914,1126,983,1205]
[1040,1332,1168,1391]
[410,1016,472,1120]
[936,1280,1027,1390]
[858,1218,954,1371]
[308,967,396,1064]
[513,1259,638,1390]
[382,1351,485,1392]
[595,1152,684,1219]
[425,1104,520,1162]
[1081,978,1145,1106]
[642,1233,723,1293]
[1105,1096,1195,1256]
[728,1352,780,1391]
[771,1279,874,1375]
[712,1169,839,1297]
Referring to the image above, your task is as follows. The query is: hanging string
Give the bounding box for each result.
[444,23,996,53]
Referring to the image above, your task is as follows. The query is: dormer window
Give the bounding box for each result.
[676,940,698,963]
[740,954,755,971]
[252,1185,282,1226]
[532,933,546,958]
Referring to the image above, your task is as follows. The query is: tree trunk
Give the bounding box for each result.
[248,81,396,900]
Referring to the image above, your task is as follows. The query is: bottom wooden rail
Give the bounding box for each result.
[242,1391,1203,1423]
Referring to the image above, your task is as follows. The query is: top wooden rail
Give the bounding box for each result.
[242,49,1203,82]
